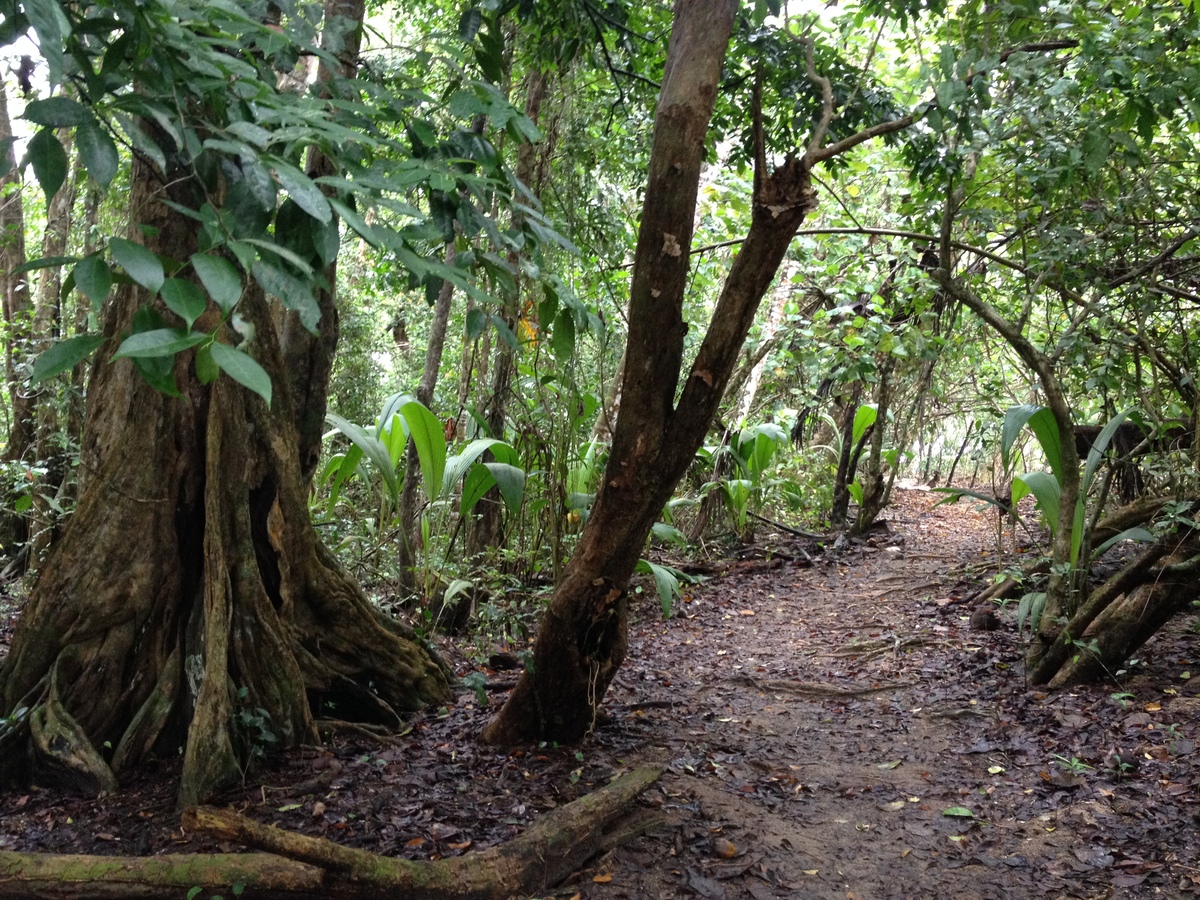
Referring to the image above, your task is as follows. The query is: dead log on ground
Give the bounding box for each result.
[0,764,663,900]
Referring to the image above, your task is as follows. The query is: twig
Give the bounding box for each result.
[747,511,825,540]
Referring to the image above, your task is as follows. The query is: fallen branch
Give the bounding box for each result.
[0,765,664,900]
[727,674,915,697]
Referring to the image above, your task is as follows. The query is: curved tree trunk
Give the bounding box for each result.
[0,151,448,806]
[1044,541,1200,687]
[483,0,819,745]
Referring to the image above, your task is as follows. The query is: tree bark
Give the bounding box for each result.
[0,765,662,900]
[1046,544,1200,687]
[0,84,31,554]
[0,146,448,806]
[278,0,365,485]
[483,0,820,745]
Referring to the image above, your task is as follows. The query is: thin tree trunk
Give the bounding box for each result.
[466,70,550,557]
[397,242,456,587]
[279,0,365,485]
[0,85,31,554]
[27,148,79,567]
[484,0,822,745]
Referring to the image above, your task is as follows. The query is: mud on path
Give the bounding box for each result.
[3,489,1200,899]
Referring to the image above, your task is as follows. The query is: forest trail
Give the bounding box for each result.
[3,490,1200,898]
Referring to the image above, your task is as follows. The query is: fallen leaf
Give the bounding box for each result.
[406,837,425,847]
[877,760,902,770]
[311,802,326,818]
[593,873,613,884]
[713,837,737,858]
[739,610,756,616]
[942,807,974,818]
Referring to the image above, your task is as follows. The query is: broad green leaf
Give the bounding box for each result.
[400,400,447,504]
[26,128,68,205]
[483,461,524,515]
[25,96,91,127]
[942,807,974,818]
[110,238,164,294]
[852,404,877,446]
[443,437,507,497]
[24,0,65,86]
[160,279,207,330]
[551,308,575,360]
[1017,591,1046,633]
[324,445,363,514]
[1002,404,1040,474]
[1003,405,1062,479]
[210,342,271,407]
[113,328,206,359]
[1082,409,1134,494]
[326,412,398,507]
[14,255,75,275]
[1091,527,1154,560]
[71,255,112,311]
[194,343,219,384]
[930,487,1013,516]
[252,259,318,331]
[651,521,688,547]
[191,254,243,313]
[272,161,331,223]
[76,119,119,187]
[1014,471,1061,535]
[460,464,496,517]
[31,333,104,382]
[465,307,487,339]
[635,558,685,619]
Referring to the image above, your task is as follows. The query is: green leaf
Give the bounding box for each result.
[1081,409,1134,494]
[942,807,974,818]
[191,254,243,313]
[852,404,878,446]
[1003,405,1061,479]
[484,462,524,515]
[194,343,219,384]
[109,238,164,294]
[326,412,398,508]
[458,7,482,40]
[272,161,331,223]
[635,558,684,619]
[1091,527,1154,560]
[26,128,68,205]
[210,342,272,407]
[400,400,448,505]
[71,255,112,311]
[160,279,207,330]
[114,328,206,359]
[24,0,65,87]
[31,333,105,383]
[25,97,92,127]
[76,119,119,188]
[460,463,496,517]
[252,259,318,331]
[551,308,575,360]
[465,307,487,339]
[1014,471,1061,535]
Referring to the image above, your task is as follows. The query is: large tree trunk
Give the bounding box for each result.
[0,150,448,806]
[483,0,818,745]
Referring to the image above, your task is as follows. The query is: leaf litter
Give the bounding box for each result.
[2,489,1200,897]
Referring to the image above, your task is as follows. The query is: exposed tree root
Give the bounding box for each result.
[0,765,663,900]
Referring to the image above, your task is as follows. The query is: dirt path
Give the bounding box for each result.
[3,489,1199,898]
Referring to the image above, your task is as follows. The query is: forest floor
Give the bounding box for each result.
[3,488,1200,899]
